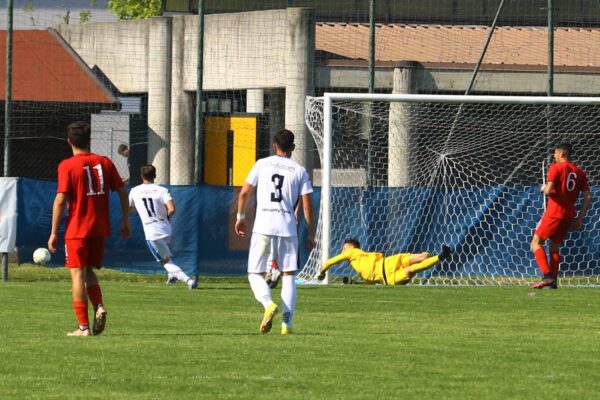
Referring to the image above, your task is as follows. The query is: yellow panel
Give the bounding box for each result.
[231,116,257,186]
[203,116,230,186]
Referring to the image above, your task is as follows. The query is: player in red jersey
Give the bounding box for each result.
[530,143,592,289]
[48,121,131,336]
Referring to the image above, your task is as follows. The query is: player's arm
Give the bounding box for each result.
[166,199,176,219]
[573,189,592,230]
[48,192,68,253]
[117,186,131,239]
[541,181,555,196]
[317,251,351,280]
[301,193,315,251]
[235,182,254,237]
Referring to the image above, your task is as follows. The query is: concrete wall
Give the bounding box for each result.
[56,8,315,184]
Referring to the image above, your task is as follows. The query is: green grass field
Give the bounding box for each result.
[1,266,600,399]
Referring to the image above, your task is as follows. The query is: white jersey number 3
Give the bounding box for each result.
[566,172,577,192]
[271,174,284,202]
[84,164,105,196]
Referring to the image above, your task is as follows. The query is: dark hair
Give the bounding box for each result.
[118,143,128,153]
[343,238,361,249]
[555,143,573,158]
[274,129,295,152]
[140,165,156,181]
[66,121,90,150]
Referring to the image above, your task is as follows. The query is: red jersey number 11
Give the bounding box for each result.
[84,164,105,196]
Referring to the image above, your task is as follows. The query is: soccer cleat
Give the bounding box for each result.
[259,302,278,334]
[67,328,92,337]
[438,244,452,261]
[550,279,558,289]
[187,279,198,290]
[92,305,107,335]
[530,278,556,289]
[268,268,281,289]
[166,275,177,285]
[281,324,292,335]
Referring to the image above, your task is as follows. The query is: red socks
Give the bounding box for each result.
[549,251,560,279]
[87,284,104,309]
[534,248,550,276]
[72,300,89,328]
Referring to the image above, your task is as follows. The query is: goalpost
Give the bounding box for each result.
[298,93,600,286]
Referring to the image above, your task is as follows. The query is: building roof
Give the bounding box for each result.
[316,24,600,71]
[0,29,116,103]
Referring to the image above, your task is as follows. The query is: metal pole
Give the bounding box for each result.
[194,0,205,185]
[547,0,554,97]
[322,95,333,284]
[546,0,554,163]
[444,0,506,150]
[367,0,375,186]
[3,0,14,282]
[368,0,375,94]
[464,0,506,95]
[4,0,13,177]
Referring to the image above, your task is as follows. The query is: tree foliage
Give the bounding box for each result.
[107,0,162,20]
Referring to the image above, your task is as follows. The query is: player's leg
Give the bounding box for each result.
[85,237,108,335]
[547,219,570,288]
[65,239,91,336]
[277,236,299,335]
[400,245,451,282]
[148,239,197,288]
[531,216,556,288]
[548,240,560,289]
[247,234,277,333]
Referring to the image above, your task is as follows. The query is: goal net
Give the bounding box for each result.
[298,94,600,286]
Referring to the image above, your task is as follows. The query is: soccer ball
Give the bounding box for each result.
[33,248,51,265]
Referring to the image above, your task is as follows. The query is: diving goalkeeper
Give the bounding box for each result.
[316,239,451,285]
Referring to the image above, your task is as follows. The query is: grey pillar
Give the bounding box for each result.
[388,62,419,187]
[285,8,315,168]
[147,17,172,184]
[267,89,285,151]
[170,16,193,184]
[246,89,264,114]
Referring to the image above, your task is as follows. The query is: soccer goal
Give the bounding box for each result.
[298,93,600,286]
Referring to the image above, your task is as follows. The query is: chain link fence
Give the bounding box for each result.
[2,0,600,280]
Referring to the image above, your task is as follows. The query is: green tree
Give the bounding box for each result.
[107,0,162,20]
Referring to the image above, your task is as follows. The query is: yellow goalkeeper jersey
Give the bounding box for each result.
[321,248,386,283]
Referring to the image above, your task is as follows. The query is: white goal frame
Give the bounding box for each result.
[318,93,600,284]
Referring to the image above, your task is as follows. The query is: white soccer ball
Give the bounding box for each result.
[33,248,51,265]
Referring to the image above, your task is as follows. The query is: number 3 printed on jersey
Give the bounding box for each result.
[271,174,284,202]
[84,164,105,196]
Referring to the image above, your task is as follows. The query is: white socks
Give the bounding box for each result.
[281,275,296,327]
[248,273,272,308]
[163,260,191,283]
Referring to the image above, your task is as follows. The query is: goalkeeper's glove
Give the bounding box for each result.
[316,270,326,281]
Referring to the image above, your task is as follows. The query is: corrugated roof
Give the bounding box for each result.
[316,24,600,68]
[0,30,116,103]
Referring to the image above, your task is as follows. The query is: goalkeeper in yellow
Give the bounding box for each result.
[316,238,451,285]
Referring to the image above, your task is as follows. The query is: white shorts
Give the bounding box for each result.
[146,238,172,262]
[248,233,298,274]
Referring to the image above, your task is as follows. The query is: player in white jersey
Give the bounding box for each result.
[235,129,315,335]
[129,165,197,289]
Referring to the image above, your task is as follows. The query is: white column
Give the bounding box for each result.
[388,62,419,187]
[285,8,315,168]
[246,89,264,114]
[170,16,193,184]
[147,17,172,184]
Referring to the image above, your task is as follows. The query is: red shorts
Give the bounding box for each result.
[535,215,573,245]
[64,238,106,269]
